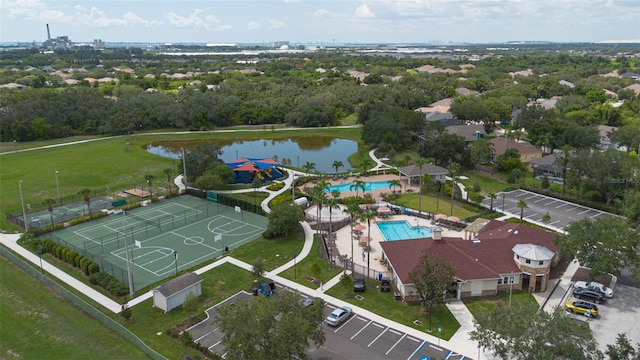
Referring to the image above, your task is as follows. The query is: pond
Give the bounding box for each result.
[145,136,359,174]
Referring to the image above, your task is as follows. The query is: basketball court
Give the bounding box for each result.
[46,195,267,290]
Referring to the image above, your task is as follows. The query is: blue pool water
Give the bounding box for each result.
[376,221,432,241]
[325,181,392,193]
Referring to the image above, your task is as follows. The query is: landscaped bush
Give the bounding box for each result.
[262,229,275,239]
[267,182,285,191]
[89,272,127,296]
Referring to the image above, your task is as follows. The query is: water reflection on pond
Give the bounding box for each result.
[145,136,359,174]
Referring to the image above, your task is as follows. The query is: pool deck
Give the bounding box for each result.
[312,173,420,202]
[332,213,466,279]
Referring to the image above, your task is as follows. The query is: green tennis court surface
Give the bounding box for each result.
[47,195,267,290]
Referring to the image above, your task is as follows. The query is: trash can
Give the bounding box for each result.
[252,287,258,296]
[394,292,401,301]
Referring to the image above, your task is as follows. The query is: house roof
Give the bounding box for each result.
[456,87,480,96]
[489,138,542,157]
[398,163,448,177]
[380,220,558,284]
[597,125,617,146]
[623,83,640,95]
[444,125,487,142]
[529,153,559,167]
[155,272,202,297]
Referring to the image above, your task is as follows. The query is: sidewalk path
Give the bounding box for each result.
[0,232,122,314]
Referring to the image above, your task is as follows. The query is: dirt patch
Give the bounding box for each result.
[571,267,613,284]
[549,256,572,280]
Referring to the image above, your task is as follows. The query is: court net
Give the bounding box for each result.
[126,211,160,228]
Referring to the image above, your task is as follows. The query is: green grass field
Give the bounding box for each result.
[394,193,478,219]
[0,128,363,232]
[0,256,148,360]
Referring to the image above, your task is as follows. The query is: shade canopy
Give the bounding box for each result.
[435,213,448,220]
[359,236,372,244]
[447,216,460,222]
[354,224,367,231]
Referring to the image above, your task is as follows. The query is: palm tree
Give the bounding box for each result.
[360,159,373,175]
[311,183,327,235]
[42,198,56,230]
[330,189,341,200]
[78,188,92,218]
[415,158,425,213]
[517,200,528,222]
[302,161,316,175]
[163,168,173,195]
[387,179,401,193]
[350,179,366,198]
[325,197,340,235]
[447,162,461,216]
[469,139,493,180]
[332,160,344,176]
[144,174,155,199]
[360,208,376,281]
[555,146,573,195]
[488,192,497,211]
[343,201,361,273]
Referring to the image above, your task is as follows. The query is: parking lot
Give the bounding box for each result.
[188,291,467,360]
[485,189,616,230]
[561,283,640,352]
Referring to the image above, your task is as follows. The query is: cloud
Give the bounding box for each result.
[267,18,287,29]
[247,21,261,31]
[1,0,71,22]
[313,9,331,17]
[164,10,231,31]
[355,3,375,18]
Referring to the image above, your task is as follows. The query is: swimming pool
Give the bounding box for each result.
[325,181,391,193]
[376,221,432,241]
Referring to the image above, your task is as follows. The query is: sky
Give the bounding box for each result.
[1,0,639,44]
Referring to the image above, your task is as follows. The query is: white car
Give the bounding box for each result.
[574,281,613,298]
[326,306,352,327]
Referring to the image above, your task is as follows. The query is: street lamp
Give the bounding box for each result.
[37,245,44,274]
[478,341,482,360]
[502,195,506,212]
[174,251,178,277]
[294,255,297,280]
[19,180,29,232]
[14,139,17,152]
[291,174,296,204]
[55,170,61,206]
[122,221,134,297]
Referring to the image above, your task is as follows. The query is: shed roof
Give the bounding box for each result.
[155,272,203,297]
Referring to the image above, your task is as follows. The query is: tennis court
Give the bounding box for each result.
[47,195,267,290]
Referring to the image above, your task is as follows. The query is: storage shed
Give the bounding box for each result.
[152,272,203,312]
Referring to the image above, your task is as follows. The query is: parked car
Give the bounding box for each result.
[573,288,606,304]
[574,281,613,298]
[565,300,598,318]
[354,275,365,292]
[301,297,322,307]
[380,277,391,292]
[326,306,352,327]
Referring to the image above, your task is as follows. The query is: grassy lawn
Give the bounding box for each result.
[394,193,478,219]
[0,256,148,360]
[459,172,514,195]
[229,230,305,272]
[0,128,363,232]
[121,262,255,359]
[463,290,539,326]
[278,235,344,289]
[326,281,460,339]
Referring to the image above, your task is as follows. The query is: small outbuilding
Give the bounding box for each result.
[152,272,203,312]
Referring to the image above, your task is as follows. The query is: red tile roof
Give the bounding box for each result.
[380,220,558,284]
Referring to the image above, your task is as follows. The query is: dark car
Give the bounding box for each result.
[573,287,606,304]
[380,277,391,292]
[354,275,365,292]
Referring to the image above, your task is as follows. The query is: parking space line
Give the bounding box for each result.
[389,329,402,335]
[545,200,557,205]
[549,220,560,225]
[525,195,537,200]
[195,327,219,342]
[350,319,372,340]
[386,333,406,355]
[333,315,356,333]
[408,340,428,360]
[535,197,547,203]
[429,344,444,351]
[556,203,567,209]
[207,341,221,350]
[368,326,389,347]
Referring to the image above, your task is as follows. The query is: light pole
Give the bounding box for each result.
[19,180,29,232]
[297,155,299,168]
[174,251,178,277]
[122,221,134,297]
[291,174,296,204]
[294,255,297,280]
[235,150,238,160]
[502,195,506,212]
[477,341,482,360]
[37,245,44,274]
[55,170,61,206]
[14,139,17,152]
[181,147,187,185]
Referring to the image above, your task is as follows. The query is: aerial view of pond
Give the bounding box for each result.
[145,136,359,174]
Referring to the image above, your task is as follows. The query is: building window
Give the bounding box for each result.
[525,259,531,264]
[539,260,544,265]
[516,255,520,259]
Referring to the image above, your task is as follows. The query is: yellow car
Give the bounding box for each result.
[564,300,598,318]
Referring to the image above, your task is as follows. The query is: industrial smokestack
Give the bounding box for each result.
[46,24,51,40]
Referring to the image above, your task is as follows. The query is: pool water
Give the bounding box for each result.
[325,181,393,193]
[376,221,432,241]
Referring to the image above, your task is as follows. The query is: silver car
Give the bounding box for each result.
[326,306,352,327]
